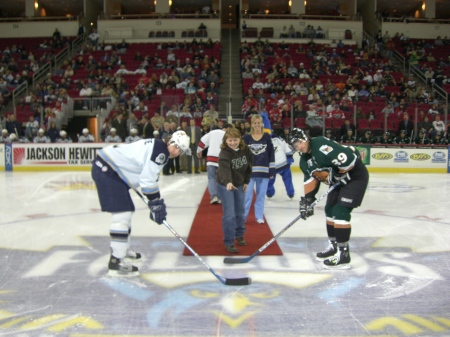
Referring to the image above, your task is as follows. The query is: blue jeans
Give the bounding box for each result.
[217,184,246,246]
[207,165,218,200]
[244,177,269,221]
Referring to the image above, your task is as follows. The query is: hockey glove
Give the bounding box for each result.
[299,197,315,220]
[148,199,167,225]
[334,172,351,186]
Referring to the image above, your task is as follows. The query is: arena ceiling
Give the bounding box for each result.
[0,0,448,19]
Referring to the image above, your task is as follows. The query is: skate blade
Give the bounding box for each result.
[316,256,331,261]
[124,257,142,263]
[323,264,351,270]
[107,270,140,277]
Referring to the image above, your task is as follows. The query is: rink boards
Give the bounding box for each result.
[0,143,449,173]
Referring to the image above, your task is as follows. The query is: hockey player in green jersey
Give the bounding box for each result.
[358,130,376,144]
[289,128,369,269]
[377,131,393,144]
[413,130,430,145]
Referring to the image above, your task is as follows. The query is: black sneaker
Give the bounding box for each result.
[316,240,337,261]
[323,246,351,270]
[108,256,139,276]
[225,245,239,253]
[235,237,246,246]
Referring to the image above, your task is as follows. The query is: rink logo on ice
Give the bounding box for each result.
[372,153,393,160]
[431,151,446,163]
[394,151,409,163]
[409,153,430,161]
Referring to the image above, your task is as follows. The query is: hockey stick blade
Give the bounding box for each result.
[224,256,253,264]
[225,277,252,286]
[133,188,251,286]
[223,184,339,264]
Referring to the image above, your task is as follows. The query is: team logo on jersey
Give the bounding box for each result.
[249,144,267,156]
[155,153,166,164]
[319,145,333,155]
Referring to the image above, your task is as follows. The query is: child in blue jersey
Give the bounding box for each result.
[243,114,275,224]
[92,131,190,276]
[267,133,295,199]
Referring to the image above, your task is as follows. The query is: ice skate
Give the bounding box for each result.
[316,240,337,261]
[323,246,351,270]
[108,256,139,276]
[125,249,142,261]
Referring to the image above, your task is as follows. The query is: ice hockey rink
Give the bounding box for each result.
[1,168,450,337]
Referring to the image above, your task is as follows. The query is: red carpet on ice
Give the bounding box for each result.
[183,189,283,256]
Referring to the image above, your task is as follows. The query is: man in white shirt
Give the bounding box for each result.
[432,115,445,137]
[88,28,100,47]
[373,70,383,83]
[79,83,93,110]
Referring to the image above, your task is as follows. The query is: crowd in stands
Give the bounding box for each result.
[0,31,73,109]
[390,35,450,92]
[1,36,223,145]
[239,37,450,145]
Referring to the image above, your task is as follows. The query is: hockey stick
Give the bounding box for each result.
[224,183,339,264]
[133,189,251,286]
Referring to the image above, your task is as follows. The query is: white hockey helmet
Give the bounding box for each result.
[2,129,7,134]
[9,133,17,140]
[110,128,117,133]
[60,130,67,137]
[130,128,138,134]
[38,128,45,134]
[169,130,190,153]
[82,128,89,134]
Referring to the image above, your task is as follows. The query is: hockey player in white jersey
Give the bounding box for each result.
[105,128,122,143]
[266,133,295,199]
[9,133,30,143]
[33,129,51,143]
[125,128,142,143]
[56,130,72,143]
[0,129,11,143]
[91,130,190,276]
[78,128,95,143]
